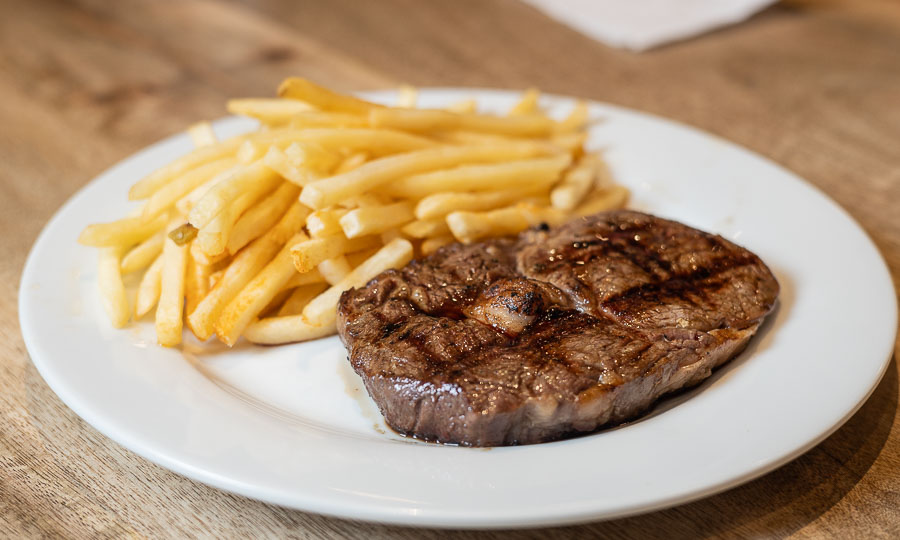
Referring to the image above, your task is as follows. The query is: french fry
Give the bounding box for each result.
[175,164,240,216]
[215,232,308,346]
[187,122,217,147]
[277,283,328,317]
[227,182,302,254]
[285,268,325,288]
[78,212,168,248]
[156,219,189,346]
[369,108,558,137]
[335,152,369,174]
[97,246,129,328]
[190,241,230,267]
[120,230,165,274]
[278,77,384,115]
[142,158,237,219]
[262,146,320,186]
[446,99,477,114]
[551,154,598,211]
[509,88,540,115]
[135,254,164,319]
[184,253,211,325]
[284,141,341,173]
[189,161,281,230]
[257,128,436,156]
[300,143,552,209]
[289,111,368,129]
[339,201,414,238]
[421,235,455,255]
[381,154,571,199]
[573,185,629,216]
[306,208,349,238]
[237,139,267,164]
[396,85,418,108]
[557,100,589,133]
[290,234,380,273]
[302,239,414,326]
[317,255,352,285]
[187,202,307,340]
[446,203,565,244]
[195,180,277,258]
[227,98,314,124]
[401,218,451,239]
[244,314,338,345]
[415,187,543,220]
[128,137,243,200]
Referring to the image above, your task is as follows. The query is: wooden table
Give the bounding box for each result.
[2,0,899,537]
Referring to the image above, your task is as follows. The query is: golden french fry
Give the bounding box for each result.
[381,154,570,199]
[184,252,211,325]
[396,85,418,108]
[120,230,165,274]
[262,146,321,186]
[306,208,349,238]
[285,268,325,288]
[446,99,477,114]
[97,246,129,328]
[509,88,540,115]
[446,203,565,244]
[278,77,383,115]
[300,143,552,209]
[290,234,380,273]
[187,202,307,340]
[79,212,168,248]
[187,122,217,147]
[244,314,337,345]
[215,232,308,346]
[335,152,369,174]
[228,182,302,255]
[551,154,599,211]
[189,161,281,230]
[302,239,413,326]
[277,283,328,317]
[317,255,352,285]
[174,164,241,216]
[227,98,314,124]
[415,187,543,220]
[573,185,629,216]
[141,158,237,219]
[258,128,436,156]
[128,137,243,200]
[369,108,558,137]
[289,111,368,129]
[421,235,455,255]
[401,218,451,239]
[344,247,381,268]
[339,201,414,238]
[156,219,189,347]
[190,241,230,267]
[556,100,589,133]
[135,254,164,319]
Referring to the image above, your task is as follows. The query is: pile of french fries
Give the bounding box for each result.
[78,78,628,348]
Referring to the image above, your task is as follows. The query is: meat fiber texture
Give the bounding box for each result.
[338,211,779,446]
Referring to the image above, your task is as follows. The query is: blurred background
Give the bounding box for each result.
[2,0,899,538]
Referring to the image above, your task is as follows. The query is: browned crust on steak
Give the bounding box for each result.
[338,211,779,446]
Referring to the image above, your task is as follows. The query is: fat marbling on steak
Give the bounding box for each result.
[337,211,779,446]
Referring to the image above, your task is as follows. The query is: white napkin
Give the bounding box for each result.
[520,0,777,51]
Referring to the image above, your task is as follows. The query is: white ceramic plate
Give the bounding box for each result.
[20,89,897,529]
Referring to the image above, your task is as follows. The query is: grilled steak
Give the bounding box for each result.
[338,211,779,446]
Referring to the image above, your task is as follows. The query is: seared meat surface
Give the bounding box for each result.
[338,211,779,446]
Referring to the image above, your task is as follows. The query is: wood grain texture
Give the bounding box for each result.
[2,0,899,537]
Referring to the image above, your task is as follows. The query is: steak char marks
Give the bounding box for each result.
[338,211,779,446]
